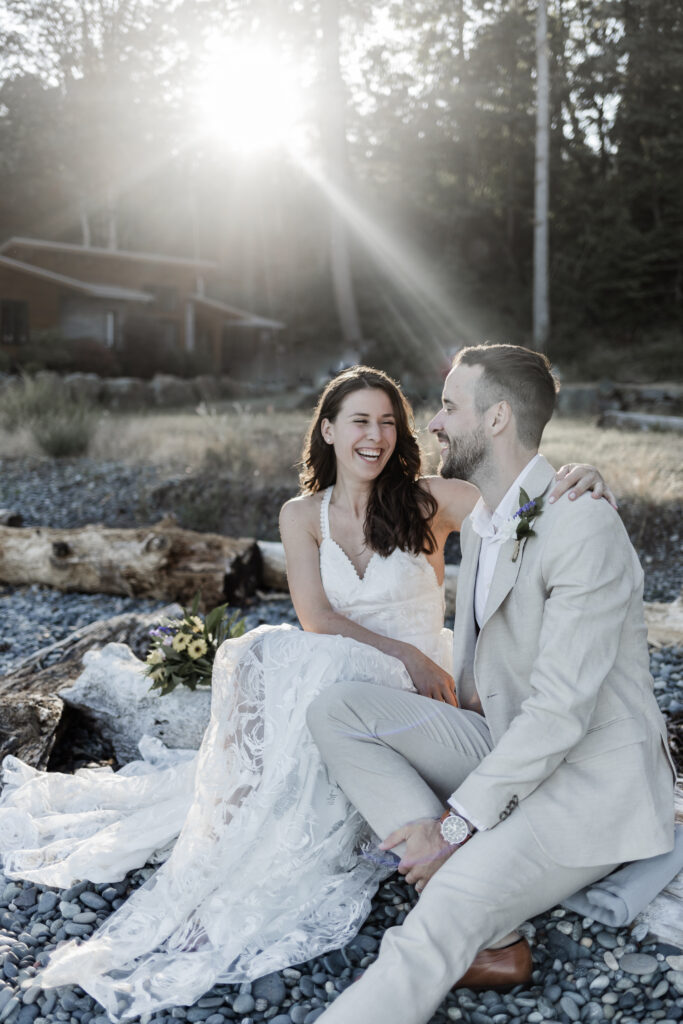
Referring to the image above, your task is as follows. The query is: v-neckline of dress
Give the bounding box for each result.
[321,485,379,583]
[327,538,380,584]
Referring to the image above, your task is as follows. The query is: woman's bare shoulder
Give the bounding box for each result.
[279,492,322,533]
[420,475,479,502]
[420,476,480,529]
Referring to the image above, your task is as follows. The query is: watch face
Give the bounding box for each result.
[440,814,469,846]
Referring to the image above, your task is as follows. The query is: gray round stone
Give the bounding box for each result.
[299,977,314,999]
[559,995,580,1021]
[36,892,59,914]
[79,892,108,911]
[666,970,683,995]
[603,951,619,972]
[252,973,286,1006]
[231,994,255,1015]
[620,953,659,975]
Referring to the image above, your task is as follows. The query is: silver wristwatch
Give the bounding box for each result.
[439,809,475,847]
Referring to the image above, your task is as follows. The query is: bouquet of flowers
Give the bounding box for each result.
[144,595,245,696]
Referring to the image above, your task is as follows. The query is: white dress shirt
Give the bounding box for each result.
[448,454,543,831]
[470,454,543,628]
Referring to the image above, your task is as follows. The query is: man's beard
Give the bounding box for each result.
[439,425,487,482]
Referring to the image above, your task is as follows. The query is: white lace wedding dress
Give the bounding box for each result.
[0,487,452,1021]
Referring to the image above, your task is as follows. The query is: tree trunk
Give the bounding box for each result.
[0,521,262,609]
[533,0,550,351]
[320,0,363,345]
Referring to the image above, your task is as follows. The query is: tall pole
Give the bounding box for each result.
[320,0,363,346]
[533,0,550,350]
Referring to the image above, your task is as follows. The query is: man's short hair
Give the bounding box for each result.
[453,343,560,448]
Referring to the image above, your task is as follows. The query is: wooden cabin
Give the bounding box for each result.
[0,237,283,375]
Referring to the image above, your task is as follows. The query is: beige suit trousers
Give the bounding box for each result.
[308,682,618,1024]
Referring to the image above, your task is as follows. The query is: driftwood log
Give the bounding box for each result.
[0,605,178,697]
[599,410,683,434]
[0,693,64,768]
[0,519,262,609]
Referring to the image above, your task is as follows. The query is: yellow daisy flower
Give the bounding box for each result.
[187,637,208,660]
[146,648,165,665]
[190,615,204,633]
[172,632,190,652]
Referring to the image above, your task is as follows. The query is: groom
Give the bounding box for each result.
[307,344,676,1024]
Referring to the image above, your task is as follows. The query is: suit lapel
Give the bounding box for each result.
[452,518,481,704]
[480,456,557,629]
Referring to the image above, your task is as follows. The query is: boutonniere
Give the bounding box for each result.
[504,487,545,562]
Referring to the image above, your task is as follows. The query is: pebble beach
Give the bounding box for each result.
[1,457,682,1024]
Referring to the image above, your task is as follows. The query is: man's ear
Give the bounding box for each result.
[489,401,512,436]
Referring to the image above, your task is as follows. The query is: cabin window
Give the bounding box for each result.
[0,300,29,345]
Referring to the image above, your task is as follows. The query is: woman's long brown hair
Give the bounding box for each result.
[299,366,438,556]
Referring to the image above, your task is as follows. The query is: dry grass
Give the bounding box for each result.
[415,412,683,503]
[3,404,681,504]
[90,406,311,485]
[540,419,683,503]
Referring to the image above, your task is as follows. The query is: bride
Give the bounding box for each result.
[0,366,609,1020]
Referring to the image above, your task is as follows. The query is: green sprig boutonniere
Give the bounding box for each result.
[502,487,545,562]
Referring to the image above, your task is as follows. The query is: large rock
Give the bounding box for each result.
[0,694,64,769]
[64,372,102,403]
[100,377,152,410]
[59,643,211,764]
[150,374,196,408]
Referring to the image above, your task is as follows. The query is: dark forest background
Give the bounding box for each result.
[1,0,682,382]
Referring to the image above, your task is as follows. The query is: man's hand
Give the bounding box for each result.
[551,464,618,510]
[379,817,456,891]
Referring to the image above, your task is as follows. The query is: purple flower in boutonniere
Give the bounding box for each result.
[507,487,545,562]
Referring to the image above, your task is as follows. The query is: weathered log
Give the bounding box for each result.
[257,540,288,590]
[0,519,262,608]
[644,597,683,649]
[0,509,22,527]
[0,605,178,697]
[0,693,64,768]
[599,410,683,434]
[60,644,211,763]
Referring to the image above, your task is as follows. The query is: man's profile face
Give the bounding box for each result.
[428,363,489,481]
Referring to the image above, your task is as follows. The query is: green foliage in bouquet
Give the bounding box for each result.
[144,594,245,696]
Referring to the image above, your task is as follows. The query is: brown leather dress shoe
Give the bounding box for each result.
[453,936,533,992]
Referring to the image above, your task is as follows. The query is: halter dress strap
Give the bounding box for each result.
[319,486,333,541]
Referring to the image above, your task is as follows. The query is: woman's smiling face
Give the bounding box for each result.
[321,387,397,481]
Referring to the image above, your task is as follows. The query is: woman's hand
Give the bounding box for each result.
[551,464,618,510]
[401,648,458,706]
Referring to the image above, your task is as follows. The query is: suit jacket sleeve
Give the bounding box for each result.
[450,499,638,829]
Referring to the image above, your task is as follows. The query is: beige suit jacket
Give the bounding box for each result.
[451,455,676,867]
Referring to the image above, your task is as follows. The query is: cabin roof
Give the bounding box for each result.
[0,254,154,302]
[0,236,218,271]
